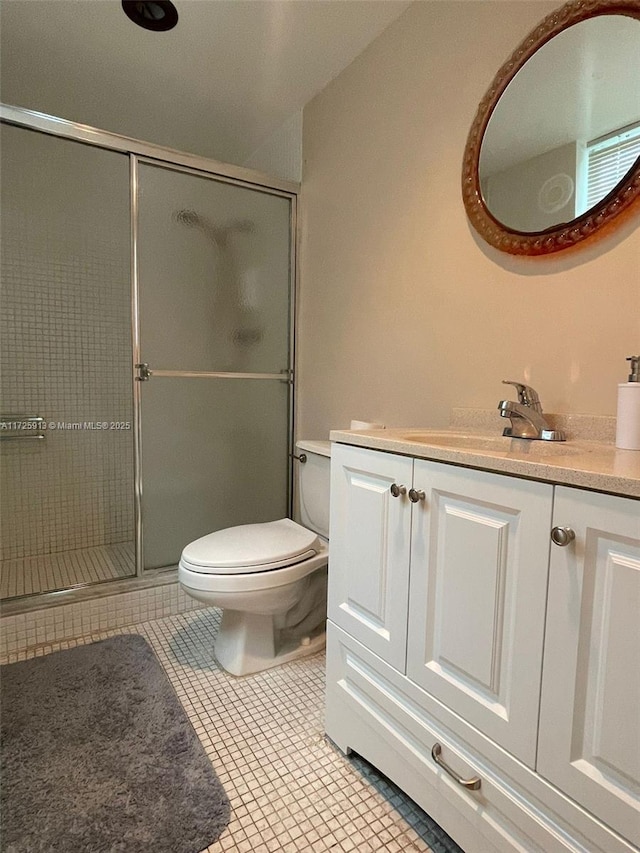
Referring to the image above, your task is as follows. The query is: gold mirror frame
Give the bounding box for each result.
[462,0,640,256]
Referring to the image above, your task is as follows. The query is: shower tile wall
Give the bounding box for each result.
[0,125,134,582]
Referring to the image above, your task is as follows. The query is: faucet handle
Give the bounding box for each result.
[501,380,542,412]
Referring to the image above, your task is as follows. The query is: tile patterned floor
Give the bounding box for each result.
[2,608,463,853]
[0,541,135,599]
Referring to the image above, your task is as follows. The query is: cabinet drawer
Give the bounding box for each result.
[326,621,637,853]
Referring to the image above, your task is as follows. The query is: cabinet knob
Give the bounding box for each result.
[408,488,426,503]
[390,483,406,498]
[550,526,575,547]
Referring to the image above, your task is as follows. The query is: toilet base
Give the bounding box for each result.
[214,609,326,677]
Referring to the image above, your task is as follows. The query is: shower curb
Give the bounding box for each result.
[0,581,205,661]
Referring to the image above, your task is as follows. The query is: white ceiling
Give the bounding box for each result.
[0,0,411,167]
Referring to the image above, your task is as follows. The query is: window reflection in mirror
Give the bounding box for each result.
[578,121,640,216]
[478,14,640,234]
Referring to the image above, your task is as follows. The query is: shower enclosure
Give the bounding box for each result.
[0,106,297,603]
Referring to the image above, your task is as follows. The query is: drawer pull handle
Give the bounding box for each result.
[431,743,481,791]
[390,483,406,498]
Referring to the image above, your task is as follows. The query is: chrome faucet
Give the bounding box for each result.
[498,381,566,441]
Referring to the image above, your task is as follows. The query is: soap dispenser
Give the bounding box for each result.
[615,355,640,450]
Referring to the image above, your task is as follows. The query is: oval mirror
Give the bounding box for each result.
[462,0,640,255]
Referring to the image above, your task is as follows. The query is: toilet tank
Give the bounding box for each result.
[296,440,331,539]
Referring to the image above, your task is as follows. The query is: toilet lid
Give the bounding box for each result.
[179,518,321,574]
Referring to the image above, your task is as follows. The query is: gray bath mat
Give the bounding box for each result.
[1,635,230,853]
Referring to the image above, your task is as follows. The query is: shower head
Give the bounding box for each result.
[174,209,255,242]
[175,209,201,228]
[232,220,254,234]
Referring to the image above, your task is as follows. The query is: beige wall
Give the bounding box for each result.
[243,111,303,182]
[297,0,640,440]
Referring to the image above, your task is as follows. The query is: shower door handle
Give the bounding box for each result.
[135,363,152,381]
[136,363,286,381]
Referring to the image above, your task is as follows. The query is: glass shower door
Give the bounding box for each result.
[135,161,293,570]
[0,123,134,600]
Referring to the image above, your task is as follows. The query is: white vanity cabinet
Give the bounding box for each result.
[538,487,640,846]
[406,459,552,767]
[329,443,554,764]
[328,444,413,671]
[326,442,640,853]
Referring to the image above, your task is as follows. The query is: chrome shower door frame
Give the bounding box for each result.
[131,155,298,575]
[1,104,299,590]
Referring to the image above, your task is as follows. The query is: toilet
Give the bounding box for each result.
[178,440,330,676]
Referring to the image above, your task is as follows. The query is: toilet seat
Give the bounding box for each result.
[179,518,321,575]
[179,546,328,596]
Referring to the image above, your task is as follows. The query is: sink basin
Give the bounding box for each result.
[400,431,582,456]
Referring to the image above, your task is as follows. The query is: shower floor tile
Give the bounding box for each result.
[3,609,463,853]
[0,541,135,599]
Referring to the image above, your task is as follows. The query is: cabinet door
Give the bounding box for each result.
[406,460,553,767]
[328,444,412,671]
[538,487,640,847]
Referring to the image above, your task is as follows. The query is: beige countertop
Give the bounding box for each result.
[329,427,640,499]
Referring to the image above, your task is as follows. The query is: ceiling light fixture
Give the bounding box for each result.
[122,1,178,32]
